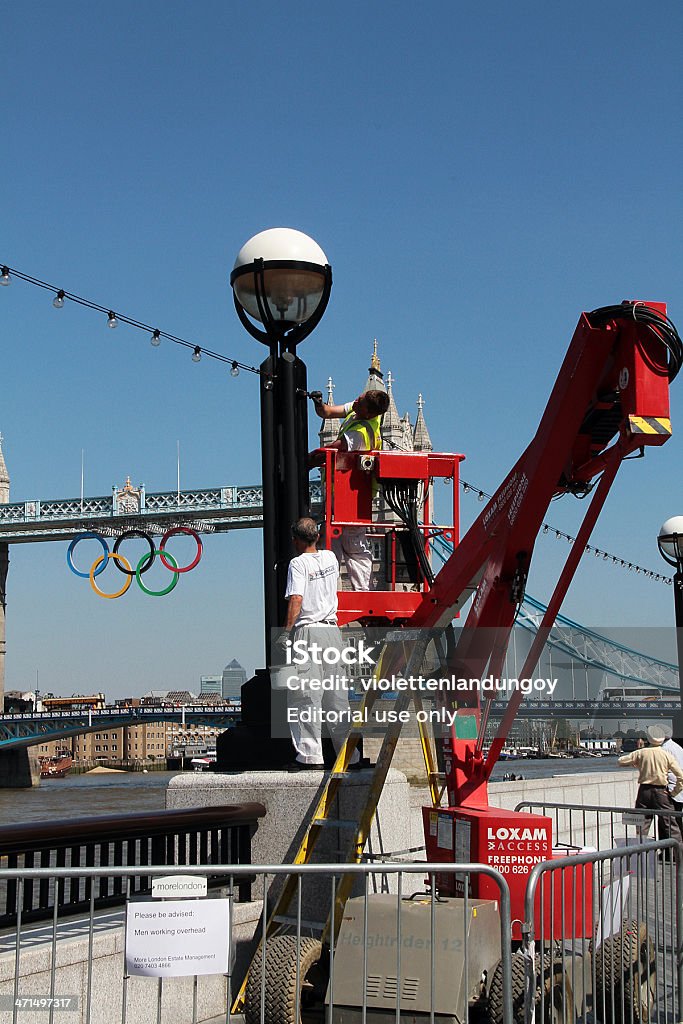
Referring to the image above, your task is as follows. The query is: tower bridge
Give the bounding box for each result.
[0,478,276,543]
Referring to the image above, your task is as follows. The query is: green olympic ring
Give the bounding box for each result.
[135,548,180,598]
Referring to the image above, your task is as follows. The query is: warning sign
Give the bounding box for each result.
[126,899,230,977]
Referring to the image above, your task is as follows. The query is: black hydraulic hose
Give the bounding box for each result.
[384,482,435,585]
[588,302,683,381]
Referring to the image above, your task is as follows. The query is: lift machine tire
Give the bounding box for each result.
[593,920,656,1024]
[485,950,574,1024]
[244,935,324,1024]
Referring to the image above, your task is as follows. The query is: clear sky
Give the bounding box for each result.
[2,1,682,698]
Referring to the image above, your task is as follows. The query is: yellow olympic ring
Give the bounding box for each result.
[89,552,133,600]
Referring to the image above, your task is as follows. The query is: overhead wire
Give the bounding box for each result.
[460,477,671,584]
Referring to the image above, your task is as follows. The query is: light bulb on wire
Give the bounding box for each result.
[192,346,202,363]
[53,290,65,309]
[107,311,118,329]
[230,361,240,377]
[150,330,161,347]
[0,267,10,286]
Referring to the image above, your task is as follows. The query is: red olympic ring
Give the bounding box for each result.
[159,526,203,573]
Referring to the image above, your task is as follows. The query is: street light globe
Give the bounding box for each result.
[230,228,331,345]
[658,515,683,567]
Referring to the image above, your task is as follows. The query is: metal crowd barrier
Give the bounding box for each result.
[0,861,513,1024]
[514,798,683,854]
[522,839,682,1024]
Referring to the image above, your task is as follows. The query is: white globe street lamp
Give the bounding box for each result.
[658,516,683,568]
[230,228,332,348]
[226,227,332,715]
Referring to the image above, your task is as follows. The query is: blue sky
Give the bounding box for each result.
[2,1,683,697]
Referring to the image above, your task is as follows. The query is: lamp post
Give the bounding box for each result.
[657,515,683,740]
[230,227,332,661]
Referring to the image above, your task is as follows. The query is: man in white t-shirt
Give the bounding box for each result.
[283,517,360,771]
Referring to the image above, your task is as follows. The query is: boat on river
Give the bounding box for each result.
[39,754,72,778]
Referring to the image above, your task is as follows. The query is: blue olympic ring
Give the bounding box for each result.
[66,532,110,578]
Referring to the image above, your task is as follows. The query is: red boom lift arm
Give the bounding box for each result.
[410,302,679,808]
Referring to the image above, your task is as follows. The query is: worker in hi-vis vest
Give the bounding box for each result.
[313,390,390,590]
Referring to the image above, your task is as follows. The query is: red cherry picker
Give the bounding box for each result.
[238,302,681,1023]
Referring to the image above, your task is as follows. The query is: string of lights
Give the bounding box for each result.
[460,478,671,584]
[0,263,262,379]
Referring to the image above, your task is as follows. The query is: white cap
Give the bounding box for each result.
[646,723,672,745]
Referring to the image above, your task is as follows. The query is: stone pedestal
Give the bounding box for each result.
[167,768,413,922]
[0,747,40,788]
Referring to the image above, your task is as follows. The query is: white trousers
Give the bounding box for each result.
[287,624,360,765]
[332,527,373,591]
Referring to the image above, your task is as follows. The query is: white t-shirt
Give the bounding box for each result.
[663,738,683,803]
[285,549,339,626]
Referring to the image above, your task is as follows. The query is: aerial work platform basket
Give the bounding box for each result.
[309,446,463,624]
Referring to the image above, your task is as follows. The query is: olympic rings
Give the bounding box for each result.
[136,549,179,597]
[90,552,133,599]
[67,532,109,578]
[66,528,203,599]
[159,526,203,573]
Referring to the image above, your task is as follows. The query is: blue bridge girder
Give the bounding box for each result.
[0,484,273,543]
[487,699,682,720]
[0,706,241,750]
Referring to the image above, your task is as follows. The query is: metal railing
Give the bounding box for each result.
[523,839,682,1024]
[0,861,513,1024]
[1,844,678,1024]
[515,798,683,853]
[0,804,265,926]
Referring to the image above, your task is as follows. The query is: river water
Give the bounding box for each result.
[0,757,627,827]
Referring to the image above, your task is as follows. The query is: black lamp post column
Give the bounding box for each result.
[259,346,310,659]
[671,562,683,740]
[658,521,683,741]
[230,230,332,669]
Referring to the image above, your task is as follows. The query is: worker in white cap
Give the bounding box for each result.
[618,723,683,842]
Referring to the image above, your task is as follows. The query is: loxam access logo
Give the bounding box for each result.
[487,827,548,842]
[487,826,549,853]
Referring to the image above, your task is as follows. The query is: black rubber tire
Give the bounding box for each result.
[486,950,574,1024]
[244,935,324,1024]
[593,920,656,1024]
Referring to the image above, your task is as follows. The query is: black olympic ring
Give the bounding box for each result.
[113,530,156,576]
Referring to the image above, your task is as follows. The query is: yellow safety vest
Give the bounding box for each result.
[338,413,382,450]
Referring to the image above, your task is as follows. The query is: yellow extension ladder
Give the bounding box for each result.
[232,633,446,1012]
